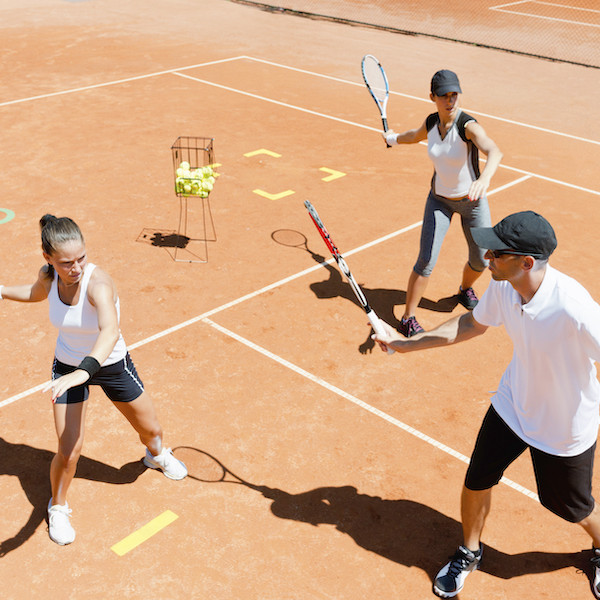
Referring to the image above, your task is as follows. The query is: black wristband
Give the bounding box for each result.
[78,356,101,379]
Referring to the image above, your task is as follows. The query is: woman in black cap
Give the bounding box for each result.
[384,69,503,337]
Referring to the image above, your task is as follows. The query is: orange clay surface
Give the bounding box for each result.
[1,1,600,599]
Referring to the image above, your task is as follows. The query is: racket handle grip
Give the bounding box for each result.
[367,311,395,355]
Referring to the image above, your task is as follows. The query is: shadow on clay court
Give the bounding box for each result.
[179,447,592,589]
[0,437,146,556]
[308,258,460,353]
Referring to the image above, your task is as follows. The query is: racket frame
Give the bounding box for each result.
[361,54,391,147]
[304,200,394,353]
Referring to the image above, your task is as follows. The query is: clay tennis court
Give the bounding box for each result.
[1,0,600,598]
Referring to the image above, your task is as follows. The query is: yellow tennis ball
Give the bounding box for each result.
[179,161,190,170]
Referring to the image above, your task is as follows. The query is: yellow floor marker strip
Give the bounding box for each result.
[244,149,281,158]
[253,189,295,200]
[111,510,179,556]
[319,167,346,182]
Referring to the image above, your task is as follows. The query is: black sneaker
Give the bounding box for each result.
[457,287,479,310]
[591,547,600,598]
[433,545,482,598]
[398,316,424,338]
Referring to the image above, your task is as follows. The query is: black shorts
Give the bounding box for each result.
[51,352,145,404]
[465,405,596,523]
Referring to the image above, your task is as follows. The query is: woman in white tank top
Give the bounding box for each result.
[0,214,187,546]
[383,69,503,338]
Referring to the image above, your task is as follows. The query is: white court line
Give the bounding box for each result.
[172,70,600,197]
[0,220,424,409]
[202,317,540,503]
[490,0,600,27]
[172,71,375,131]
[0,56,247,108]
[243,56,600,147]
[1,53,598,149]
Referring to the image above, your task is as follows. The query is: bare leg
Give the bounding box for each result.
[578,503,600,547]
[51,402,87,506]
[112,392,163,456]
[461,486,492,551]
[460,263,484,291]
[402,270,429,320]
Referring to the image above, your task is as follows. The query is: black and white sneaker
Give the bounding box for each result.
[433,545,482,598]
[591,547,600,598]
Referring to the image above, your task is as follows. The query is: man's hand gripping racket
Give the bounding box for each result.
[304,200,394,354]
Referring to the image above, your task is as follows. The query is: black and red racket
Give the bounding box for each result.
[304,200,394,353]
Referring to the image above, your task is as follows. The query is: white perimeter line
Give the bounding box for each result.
[202,317,540,503]
[242,56,600,147]
[0,221,423,409]
[1,53,598,149]
[490,1,600,27]
[0,56,247,108]
[172,70,600,197]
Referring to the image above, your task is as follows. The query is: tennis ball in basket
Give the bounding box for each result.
[176,167,184,177]
[179,161,190,170]
[201,166,213,177]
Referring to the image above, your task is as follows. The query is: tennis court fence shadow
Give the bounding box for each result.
[178,447,592,588]
[0,437,146,556]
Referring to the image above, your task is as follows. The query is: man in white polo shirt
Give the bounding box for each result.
[372,211,600,598]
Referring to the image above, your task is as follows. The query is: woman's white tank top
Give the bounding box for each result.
[48,263,127,366]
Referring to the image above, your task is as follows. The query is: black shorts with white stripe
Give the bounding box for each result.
[51,352,145,404]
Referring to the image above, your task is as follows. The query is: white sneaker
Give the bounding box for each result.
[47,499,76,545]
[143,447,187,480]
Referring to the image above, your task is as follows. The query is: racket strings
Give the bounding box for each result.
[362,60,388,103]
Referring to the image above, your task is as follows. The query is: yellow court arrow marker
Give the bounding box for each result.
[253,189,295,200]
[319,167,346,182]
[244,149,281,158]
[111,510,179,556]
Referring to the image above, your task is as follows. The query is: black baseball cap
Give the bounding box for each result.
[431,70,462,95]
[471,211,557,259]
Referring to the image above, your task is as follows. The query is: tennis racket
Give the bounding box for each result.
[304,200,394,354]
[361,54,391,147]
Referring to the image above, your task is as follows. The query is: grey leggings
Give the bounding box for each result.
[413,189,491,277]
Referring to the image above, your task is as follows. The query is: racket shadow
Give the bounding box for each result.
[171,448,590,586]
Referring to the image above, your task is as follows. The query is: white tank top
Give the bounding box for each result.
[48,263,127,366]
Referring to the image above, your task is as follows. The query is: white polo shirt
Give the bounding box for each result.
[473,265,600,456]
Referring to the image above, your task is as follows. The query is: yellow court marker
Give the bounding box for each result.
[111,510,178,556]
[244,149,281,158]
[207,163,221,177]
[319,167,346,182]
[253,189,295,201]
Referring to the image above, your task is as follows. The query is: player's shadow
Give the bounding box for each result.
[0,437,146,557]
[247,481,590,588]
[307,253,459,353]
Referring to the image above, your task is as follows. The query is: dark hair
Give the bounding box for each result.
[39,214,84,279]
